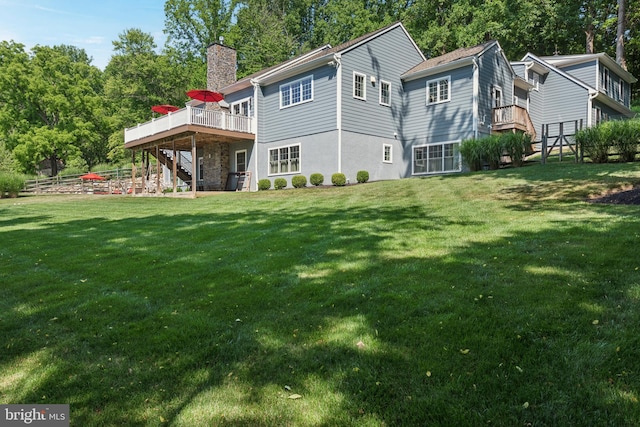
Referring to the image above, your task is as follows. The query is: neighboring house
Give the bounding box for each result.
[123,22,636,193]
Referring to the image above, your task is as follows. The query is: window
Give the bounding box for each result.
[197,157,204,181]
[383,144,392,163]
[269,144,300,175]
[236,150,247,172]
[427,76,450,104]
[493,86,502,108]
[601,67,610,94]
[353,72,366,100]
[380,80,391,106]
[280,76,313,108]
[413,142,461,174]
[232,98,252,116]
[528,70,540,90]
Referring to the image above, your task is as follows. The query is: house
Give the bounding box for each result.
[123,22,636,194]
[511,52,636,139]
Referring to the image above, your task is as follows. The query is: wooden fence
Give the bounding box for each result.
[23,168,132,194]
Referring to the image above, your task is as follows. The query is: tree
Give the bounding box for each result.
[103,29,191,162]
[0,42,104,175]
[616,0,627,69]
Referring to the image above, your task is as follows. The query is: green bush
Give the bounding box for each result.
[459,138,484,171]
[607,119,639,163]
[356,170,369,183]
[310,173,324,186]
[291,175,307,188]
[258,178,271,191]
[576,126,610,163]
[331,173,346,186]
[501,132,531,167]
[274,178,287,190]
[0,173,25,198]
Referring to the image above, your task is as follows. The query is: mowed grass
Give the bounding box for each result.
[1,162,639,426]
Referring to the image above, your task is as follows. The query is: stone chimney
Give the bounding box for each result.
[207,42,237,92]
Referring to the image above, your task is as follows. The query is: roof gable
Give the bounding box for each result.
[539,53,637,84]
[222,22,425,91]
[402,40,497,81]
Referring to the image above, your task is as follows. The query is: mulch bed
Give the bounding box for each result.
[589,186,640,205]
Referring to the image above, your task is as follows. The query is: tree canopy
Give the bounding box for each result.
[0,0,637,176]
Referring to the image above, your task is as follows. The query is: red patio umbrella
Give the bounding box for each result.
[151,104,180,114]
[186,89,224,103]
[80,172,106,181]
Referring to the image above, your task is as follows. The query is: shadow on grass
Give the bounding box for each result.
[0,199,639,426]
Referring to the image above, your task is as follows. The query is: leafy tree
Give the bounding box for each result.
[0,42,104,175]
[103,29,191,162]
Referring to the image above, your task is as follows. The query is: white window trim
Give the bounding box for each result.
[197,156,204,181]
[379,80,391,106]
[235,149,247,172]
[412,140,462,175]
[383,143,393,163]
[231,97,253,117]
[426,76,451,105]
[279,75,314,109]
[493,85,503,108]
[268,143,301,176]
[353,71,367,101]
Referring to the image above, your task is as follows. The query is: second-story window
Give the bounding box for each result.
[601,67,610,94]
[380,80,391,106]
[353,72,366,100]
[427,76,450,105]
[280,76,313,108]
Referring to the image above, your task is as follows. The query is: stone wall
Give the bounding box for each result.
[200,139,230,191]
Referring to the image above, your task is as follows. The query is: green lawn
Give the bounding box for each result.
[1,162,639,426]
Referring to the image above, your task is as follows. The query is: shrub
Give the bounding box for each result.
[274,178,287,190]
[291,175,307,188]
[608,119,639,163]
[501,132,531,167]
[576,126,610,163]
[258,178,271,191]
[331,173,346,186]
[356,170,369,183]
[459,138,484,171]
[0,173,25,198]
[310,173,324,186]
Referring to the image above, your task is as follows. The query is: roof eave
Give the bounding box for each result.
[402,57,474,82]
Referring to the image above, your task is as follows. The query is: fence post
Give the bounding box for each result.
[540,124,547,164]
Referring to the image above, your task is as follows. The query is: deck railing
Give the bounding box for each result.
[124,106,254,143]
[492,105,537,140]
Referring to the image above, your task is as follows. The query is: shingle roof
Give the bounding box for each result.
[402,40,496,78]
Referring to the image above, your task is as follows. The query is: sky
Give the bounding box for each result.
[0,0,167,70]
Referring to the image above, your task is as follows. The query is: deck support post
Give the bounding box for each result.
[131,149,137,195]
[155,145,161,195]
[191,135,197,197]
[172,141,177,193]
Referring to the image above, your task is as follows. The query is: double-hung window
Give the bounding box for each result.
[269,144,300,175]
[413,142,460,174]
[383,144,392,163]
[280,76,313,108]
[353,72,366,100]
[426,76,450,105]
[379,80,391,106]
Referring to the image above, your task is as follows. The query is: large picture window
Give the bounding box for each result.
[280,76,313,108]
[413,142,460,174]
[269,144,300,175]
[426,76,450,105]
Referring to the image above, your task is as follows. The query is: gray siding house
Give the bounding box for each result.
[123,22,636,194]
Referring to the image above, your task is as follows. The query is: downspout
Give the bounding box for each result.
[251,79,260,191]
[472,58,479,139]
[335,53,342,173]
[587,90,597,128]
